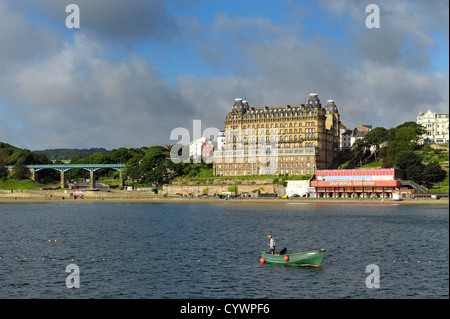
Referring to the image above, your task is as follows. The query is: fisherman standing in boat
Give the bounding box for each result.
[267,235,275,255]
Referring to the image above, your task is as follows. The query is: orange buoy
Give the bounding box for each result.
[284,255,289,262]
[260,258,266,264]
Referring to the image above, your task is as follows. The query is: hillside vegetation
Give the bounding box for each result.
[346,122,448,190]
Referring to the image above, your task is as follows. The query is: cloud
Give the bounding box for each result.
[0,32,196,149]
[184,1,449,131]
[0,1,61,68]
[0,0,448,150]
[9,0,179,44]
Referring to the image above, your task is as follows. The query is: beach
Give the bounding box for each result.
[0,191,448,206]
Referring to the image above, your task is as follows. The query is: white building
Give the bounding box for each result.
[339,125,352,151]
[285,180,315,197]
[339,124,372,151]
[417,110,449,144]
[217,130,226,151]
[189,137,215,161]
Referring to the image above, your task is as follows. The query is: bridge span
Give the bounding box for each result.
[6,164,126,189]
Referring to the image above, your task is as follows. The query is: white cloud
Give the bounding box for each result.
[0,0,448,150]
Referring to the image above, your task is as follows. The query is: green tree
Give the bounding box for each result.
[364,127,389,148]
[396,121,426,141]
[351,138,368,154]
[13,160,31,180]
[394,150,423,169]
[422,161,447,188]
[405,165,423,184]
[108,147,134,163]
[0,157,7,180]
[124,157,141,183]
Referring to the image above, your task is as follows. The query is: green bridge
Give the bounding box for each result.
[5,164,126,189]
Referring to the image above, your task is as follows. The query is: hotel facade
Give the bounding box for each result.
[213,92,340,176]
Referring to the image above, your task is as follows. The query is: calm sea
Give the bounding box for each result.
[0,201,448,299]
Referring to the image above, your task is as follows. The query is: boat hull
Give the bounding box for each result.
[261,249,326,267]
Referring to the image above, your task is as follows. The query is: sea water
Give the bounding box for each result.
[0,201,448,299]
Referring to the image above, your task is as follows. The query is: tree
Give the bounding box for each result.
[351,138,368,154]
[422,161,446,188]
[396,121,426,141]
[364,127,389,148]
[0,157,7,180]
[124,157,141,183]
[13,160,31,180]
[405,165,423,184]
[108,147,134,163]
[394,150,423,169]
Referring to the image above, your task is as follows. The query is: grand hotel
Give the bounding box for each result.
[213,92,340,176]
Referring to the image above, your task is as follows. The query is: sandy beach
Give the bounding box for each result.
[0,193,448,206]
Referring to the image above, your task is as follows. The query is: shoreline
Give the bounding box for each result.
[0,196,448,206]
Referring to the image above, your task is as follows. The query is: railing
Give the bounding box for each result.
[6,164,125,172]
[399,180,429,193]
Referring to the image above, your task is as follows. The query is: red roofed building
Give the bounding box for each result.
[310,169,408,198]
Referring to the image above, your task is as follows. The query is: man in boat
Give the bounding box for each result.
[267,235,275,255]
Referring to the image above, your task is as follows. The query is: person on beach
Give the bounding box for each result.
[267,235,275,255]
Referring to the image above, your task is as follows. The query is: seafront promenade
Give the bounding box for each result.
[0,189,447,205]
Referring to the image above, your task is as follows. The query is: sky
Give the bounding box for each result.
[0,0,448,150]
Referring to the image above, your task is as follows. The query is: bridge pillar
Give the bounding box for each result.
[90,171,96,189]
[31,169,38,183]
[60,171,67,188]
[119,171,124,188]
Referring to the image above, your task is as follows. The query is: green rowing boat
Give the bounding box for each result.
[260,249,326,267]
